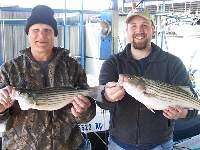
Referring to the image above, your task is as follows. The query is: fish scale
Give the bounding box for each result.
[123,75,200,111]
[14,86,104,111]
[144,79,198,106]
[146,81,190,100]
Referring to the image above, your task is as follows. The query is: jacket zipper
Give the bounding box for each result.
[136,103,141,145]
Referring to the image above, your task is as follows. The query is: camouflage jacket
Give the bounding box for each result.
[0,47,96,150]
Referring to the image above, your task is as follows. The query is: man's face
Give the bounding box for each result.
[28,24,54,54]
[126,16,154,50]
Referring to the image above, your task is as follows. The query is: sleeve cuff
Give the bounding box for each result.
[185,109,198,120]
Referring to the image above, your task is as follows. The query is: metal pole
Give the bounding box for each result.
[64,0,69,49]
[111,0,118,11]
[160,0,165,49]
[80,0,85,68]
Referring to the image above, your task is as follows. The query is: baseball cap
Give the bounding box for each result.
[126,9,152,24]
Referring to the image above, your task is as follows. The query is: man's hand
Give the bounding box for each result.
[0,86,16,113]
[104,74,129,102]
[71,95,91,117]
[163,106,188,120]
[104,82,125,102]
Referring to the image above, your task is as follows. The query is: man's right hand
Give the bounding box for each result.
[104,81,125,102]
[104,74,130,102]
[0,86,15,113]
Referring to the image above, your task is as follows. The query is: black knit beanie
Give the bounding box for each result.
[25,5,58,36]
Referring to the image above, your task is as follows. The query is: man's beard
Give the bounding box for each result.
[132,38,149,50]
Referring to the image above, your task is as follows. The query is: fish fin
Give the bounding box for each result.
[178,86,193,95]
[142,92,156,113]
[144,104,155,113]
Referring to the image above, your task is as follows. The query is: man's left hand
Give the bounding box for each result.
[163,106,188,120]
[71,95,91,117]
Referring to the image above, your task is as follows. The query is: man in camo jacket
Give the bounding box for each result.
[0,5,96,150]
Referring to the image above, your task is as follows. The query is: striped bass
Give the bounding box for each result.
[14,86,103,111]
[123,75,200,112]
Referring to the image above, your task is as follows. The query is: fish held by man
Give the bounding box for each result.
[123,75,200,112]
[13,86,103,111]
